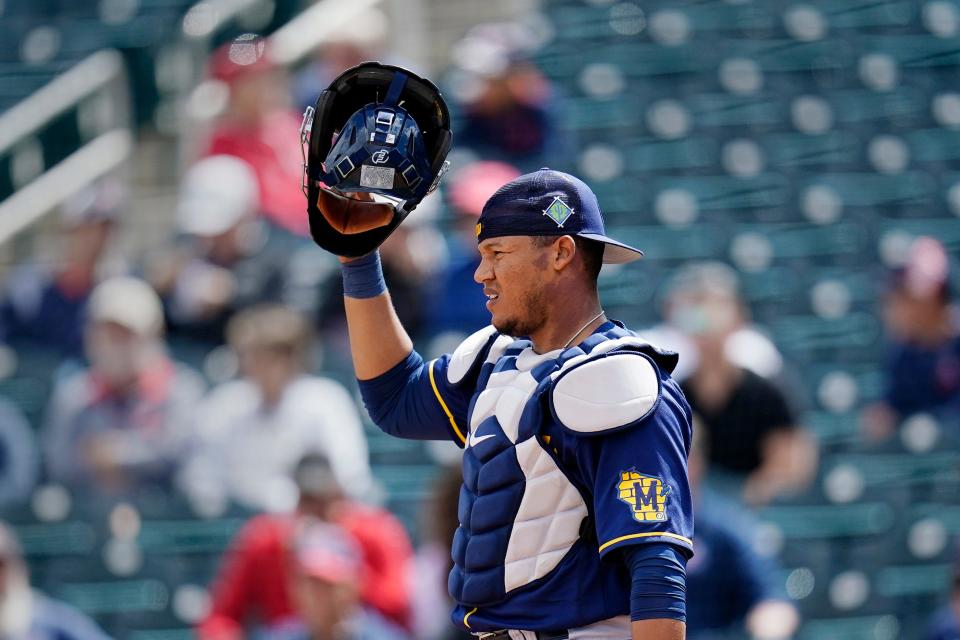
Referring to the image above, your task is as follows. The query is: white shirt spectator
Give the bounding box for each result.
[0,398,38,506]
[183,375,372,512]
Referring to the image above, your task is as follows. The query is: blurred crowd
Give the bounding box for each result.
[0,11,957,640]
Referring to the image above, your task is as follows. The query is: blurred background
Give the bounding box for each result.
[0,0,959,638]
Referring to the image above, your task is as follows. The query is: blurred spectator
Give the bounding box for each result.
[0,522,110,640]
[263,521,409,640]
[686,423,800,640]
[203,35,308,237]
[198,454,413,639]
[0,179,124,360]
[147,156,327,346]
[0,398,38,506]
[926,549,960,640]
[662,262,817,506]
[43,277,205,494]
[447,23,568,171]
[410,463,471,640]
[181,305,372,512]
[427,161,521,338]
[291,7,390,109]
[865,237,960,440]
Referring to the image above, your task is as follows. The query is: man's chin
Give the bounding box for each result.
[491,316,512,336]
[492,315,524,338]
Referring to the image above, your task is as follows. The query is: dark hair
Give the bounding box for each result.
[532,236,604,283]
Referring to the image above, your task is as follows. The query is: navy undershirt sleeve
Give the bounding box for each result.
[357,350,462,443]
[622,542,687,622]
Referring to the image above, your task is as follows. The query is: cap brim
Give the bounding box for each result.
[577,233,644,264]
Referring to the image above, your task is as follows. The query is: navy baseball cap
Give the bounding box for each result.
[476,168,643,264]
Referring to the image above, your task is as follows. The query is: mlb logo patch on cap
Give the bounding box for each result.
[543,196,575,227]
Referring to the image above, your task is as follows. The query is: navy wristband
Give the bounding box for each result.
[342,251,387,299]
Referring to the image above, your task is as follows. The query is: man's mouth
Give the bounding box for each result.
[485,290,499,309]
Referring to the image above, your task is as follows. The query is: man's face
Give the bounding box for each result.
[85,321,146,386]
[883,289,945,341]
[238,345,299,398]
[292,571,358,635]
[666,291,741,350]
[474,236,551,337]
[66,219,112,265]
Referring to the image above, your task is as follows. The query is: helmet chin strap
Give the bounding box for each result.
[382,71,407,107]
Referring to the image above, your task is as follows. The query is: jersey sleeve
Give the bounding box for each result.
[357,350,473,447]
[576,380,694,559]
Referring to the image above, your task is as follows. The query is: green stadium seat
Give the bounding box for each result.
[734,222,870,263]
[686,93,785,128]
[758,502,896,540]
[822,452,959,494]
[603,224,727,262]
[827,87,927,125]
[622,137,720,173]
[863,35,960,68]
[366,428,435,465]
[907,127,960,163]
[815,0,914,29]
[648,175,792,212]
[731,38,856,73]
[874,563,952,607]
[127,629,193,640]
[670,2,777,33]
[879,219,960,254]
[800,172,937,207]
[52,578,170,616]
[138,518,246,555]
[762,131,862,168]
[14,521,98,557]
[560,97,638,132]
[798,614,901,640]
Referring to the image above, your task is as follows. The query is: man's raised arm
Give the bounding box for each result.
[337,252,470,446]
[339,253,414,380]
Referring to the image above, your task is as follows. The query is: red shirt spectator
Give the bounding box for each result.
[204,111,307,237]
[202,35,308,237]
[198,456,412,639]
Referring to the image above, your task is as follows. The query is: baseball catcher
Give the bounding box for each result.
[301,62,693,640]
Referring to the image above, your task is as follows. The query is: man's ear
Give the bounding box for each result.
[554,235,577,271]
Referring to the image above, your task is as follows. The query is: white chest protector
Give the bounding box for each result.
[445,325,668,607]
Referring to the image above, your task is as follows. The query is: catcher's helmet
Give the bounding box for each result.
[300,62,452,257]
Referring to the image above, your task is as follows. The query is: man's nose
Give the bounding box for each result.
[474,257,492,284]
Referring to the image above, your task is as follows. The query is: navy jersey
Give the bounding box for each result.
[359,321,694,633]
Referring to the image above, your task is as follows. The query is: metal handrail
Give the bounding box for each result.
[268,0,383,66]
[0,129,133,245]
[0,49,129,155]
